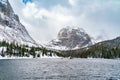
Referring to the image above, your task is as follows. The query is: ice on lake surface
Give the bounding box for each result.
[0,58,120,80]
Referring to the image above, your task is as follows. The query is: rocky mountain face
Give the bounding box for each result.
[47,26,93,50]
[0,0,36,45]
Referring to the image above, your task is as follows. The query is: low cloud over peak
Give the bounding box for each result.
[9,0,120,44]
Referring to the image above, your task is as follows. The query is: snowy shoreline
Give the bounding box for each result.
[0,56,32,60]
[0,56,119,60]
[0,55,61,59]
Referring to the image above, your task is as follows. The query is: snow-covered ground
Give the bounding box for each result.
[0,54,61,59]
[0,58,120,80]
[0,55,33,59]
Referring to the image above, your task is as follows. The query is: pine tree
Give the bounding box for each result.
[1,48,5,57]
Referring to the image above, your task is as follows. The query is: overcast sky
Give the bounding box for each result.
[9,0,120,44]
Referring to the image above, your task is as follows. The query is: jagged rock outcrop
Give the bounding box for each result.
[47,26,93,50]
[0,0,36,45]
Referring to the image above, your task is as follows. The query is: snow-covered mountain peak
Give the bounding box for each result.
[0,0,15,18]
[0,0,36,46]
[66,26,85,32]
[46,26,93,50]
[58,26,86,39]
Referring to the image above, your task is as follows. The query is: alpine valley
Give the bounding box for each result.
[0,0,58,58]
[0,0,120,59]
[47,27,120,59]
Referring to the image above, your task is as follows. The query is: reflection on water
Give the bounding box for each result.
[0,58,120,80]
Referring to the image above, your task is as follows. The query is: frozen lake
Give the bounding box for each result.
[0,58,120,80]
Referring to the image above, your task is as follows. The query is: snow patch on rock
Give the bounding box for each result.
[46,26,93,50]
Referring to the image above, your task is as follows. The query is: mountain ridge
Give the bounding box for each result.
[46,26,93,50]
[0,0,36,46]
[58,36,120,58]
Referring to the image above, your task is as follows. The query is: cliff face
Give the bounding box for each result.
[0,0,36,45]
[47,27,93,50]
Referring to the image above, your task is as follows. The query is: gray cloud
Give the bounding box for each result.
[9,0,120,44]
